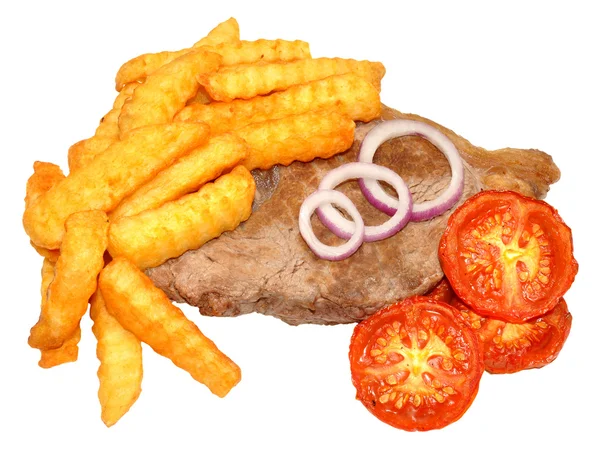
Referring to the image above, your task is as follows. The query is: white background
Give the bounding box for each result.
[1,1,598,454]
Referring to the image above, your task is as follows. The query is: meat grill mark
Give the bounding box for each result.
[147,105,559,325]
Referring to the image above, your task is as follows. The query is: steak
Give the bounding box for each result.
[147,105,560,325]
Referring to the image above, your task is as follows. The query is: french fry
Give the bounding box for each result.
[115,38,310,92]
[115,17,240,90]
[25,161,65,205]
[30,242,60,263]
[236,110,355,170]
[192,16,239,48]
[90,290,143,427]
[39,327,81,369]
[108,165,255,269]
[99,257,241,397]
[111,133,249,220]
[215,39,310,67]
[35,258,81,368]
[28,211,108,351]
[68,82,139,172]
[118,50,222,136]
[198,57,386,102]
[176,73,380,134]
[25,161,65,261]
[23,122,209,250]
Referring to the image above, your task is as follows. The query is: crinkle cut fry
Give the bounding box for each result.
[118,50,222,136]
[175,73,380,133]
[68,82,139,172]
[90,290,143,427]
[28,210,109,350]
[236,110,356,171]
[37,259,81,368]
[107,165,255,269]
[198,57,385,102]
[24,161,64,261]
[99,257,241,398]
[110,133,250,220]
[23,122,210,250]
[115,17,239,90]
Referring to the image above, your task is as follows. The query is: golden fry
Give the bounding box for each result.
[29,210,108,350]
[192,17,239,48]
[118,50,222,136]
[30,242,60,263]
[176,73,380,133]
[199,57,385,102]
[108,165,255,269]
[111,133,249,220]
[25,161,65,261]
[25,161,65,206]
[115,17,239,90]
[115,38,309,91]
[215,39,310,67]
[236,110,355,170]
[99,257,242,397]
[35,259,81,368]
[39,327,81,369]
[68,82,139,172]
[90,290,143,427]
[23,122,209,250]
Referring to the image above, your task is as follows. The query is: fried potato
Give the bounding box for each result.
[25,161,65,261]
[28,211,108,350]
[115,17,239,90]
[192,16,239,48]
[68,82,139,172]
[111,133,249,220]
[90,290,143,427]
[215,39,310,67]
[99,257,241,397]
[25,161,65,205]
[108,165,255,269]
[236,110,355,170]
[39,327,81,369]
[176,73,380,134]
[118,50,222,136]
[35,259,81,368]
[23,122,209,250]
[199,57,385,102]
[115,39,309,92]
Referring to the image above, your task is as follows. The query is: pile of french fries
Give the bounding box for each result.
[22,17,385,426]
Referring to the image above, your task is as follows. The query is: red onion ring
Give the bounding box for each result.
[315,162,412,242]
[358,119,464,221]
[299,189,365,261]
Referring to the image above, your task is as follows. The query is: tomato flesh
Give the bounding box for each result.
[450,296,572,374]
[439,190,578,323]
[426,278,572,374]
[349,296,484,431]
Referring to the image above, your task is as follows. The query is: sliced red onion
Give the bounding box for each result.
[315,162,412,242]
[299,189,365,261]
[358,119,464,221]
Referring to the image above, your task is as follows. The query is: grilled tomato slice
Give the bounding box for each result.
[449,296,572,374]
[349,296,484,431]
[439,190,578,323]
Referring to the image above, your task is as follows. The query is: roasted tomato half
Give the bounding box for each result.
[349,296,484,431]
[439,190,578,323]
[449,296,572,374]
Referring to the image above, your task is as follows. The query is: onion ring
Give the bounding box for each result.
[358,119,464,221]
[315,162,412,242]
[298,189,365,261]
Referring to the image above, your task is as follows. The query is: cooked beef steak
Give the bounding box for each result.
[147,105,560,325]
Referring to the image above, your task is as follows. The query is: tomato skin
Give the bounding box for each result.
[439,190,578,323]
[349,296,484,431]
[449,297,572,374]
